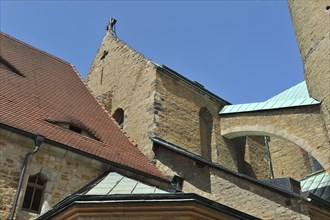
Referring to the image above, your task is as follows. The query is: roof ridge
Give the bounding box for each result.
[266,81,308,102]
[71,63,119,124]
[220,81,320,115]
[0,32,72,67]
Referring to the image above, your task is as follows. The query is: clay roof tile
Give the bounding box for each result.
[0,32,165,180]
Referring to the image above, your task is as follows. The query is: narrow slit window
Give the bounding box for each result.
[22,174,46,213]
[112,108,124,128]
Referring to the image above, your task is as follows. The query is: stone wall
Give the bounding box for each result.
[243,136,269,179]
[86,33,157,160]
[221,105,330,172]
[269,137,312,180]
[86,33,247,172]
[0,129,106,220]
[288,0,330,140]
[154,69,240,171]
[241,136,312,181]
[155,146,313,220]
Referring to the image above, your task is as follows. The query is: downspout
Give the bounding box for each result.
[264,136,274,179]
[9,135,44,220]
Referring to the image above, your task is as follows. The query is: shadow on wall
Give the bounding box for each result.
[222,136,271,180]
[220,137,247,174]
[210,167,306,215]
[153,143,211,193]
[199,107,213,161]
[229,136,259,179]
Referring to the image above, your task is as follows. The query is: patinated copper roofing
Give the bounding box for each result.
[85,172,169,195]
[220,81,319,114]
[0,32,165,180]
[300,170,330,202]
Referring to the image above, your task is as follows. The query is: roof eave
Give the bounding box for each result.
[153,62,231,106]
[37,193,260,220]
[0,124,171,185]
[150,136,314,201]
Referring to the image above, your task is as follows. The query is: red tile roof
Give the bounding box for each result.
[0,32,165,180]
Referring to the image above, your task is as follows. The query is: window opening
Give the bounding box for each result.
[69,124,82,133]
[49,121,100,140]
[100,50,109,60]
[112,108,124,128]
[22,174,46,213]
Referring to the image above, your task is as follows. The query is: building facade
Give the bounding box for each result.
[85,1,330,218]
[1,1,329,219]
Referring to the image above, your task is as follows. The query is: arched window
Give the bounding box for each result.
[112,108,124,128]
[199,107,213,160]
[22,174,46,213]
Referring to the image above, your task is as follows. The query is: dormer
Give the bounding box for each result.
[51,121,100,141]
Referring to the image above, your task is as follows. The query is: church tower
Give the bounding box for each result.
[288,0,330,142]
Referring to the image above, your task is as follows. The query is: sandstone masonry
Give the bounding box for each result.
[288,0,330,141]
[0,129,106,220]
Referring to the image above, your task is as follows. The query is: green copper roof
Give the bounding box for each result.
[300,170,330,202]
[220,81,320,115]
[85,172,169,195]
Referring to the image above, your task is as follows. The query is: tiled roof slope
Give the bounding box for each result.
[220,81,319,114]
[0,32,165,180]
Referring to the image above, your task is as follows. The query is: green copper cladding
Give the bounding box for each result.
[220,81,320,115]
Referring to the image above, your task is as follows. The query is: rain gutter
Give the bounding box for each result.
[9,135,44,220]
[1,124,172,190]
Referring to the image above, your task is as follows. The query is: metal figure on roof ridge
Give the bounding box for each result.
[106,18,117,37]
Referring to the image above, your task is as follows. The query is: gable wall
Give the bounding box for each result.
[86,33,271,175]
[86,34,157,160]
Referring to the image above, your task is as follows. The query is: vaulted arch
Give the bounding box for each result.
[220,106,330,172]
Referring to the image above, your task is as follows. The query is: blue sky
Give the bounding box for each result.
[1,0,304,104]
